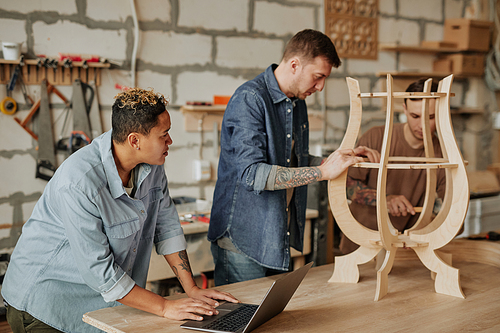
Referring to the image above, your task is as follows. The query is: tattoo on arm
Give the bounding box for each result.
[346,176,377,206]
[274,166,322,190]
[171,250,193,279]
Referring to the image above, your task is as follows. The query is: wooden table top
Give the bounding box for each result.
[84,246,500,333]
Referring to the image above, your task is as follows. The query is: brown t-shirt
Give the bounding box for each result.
[340,123,446,254]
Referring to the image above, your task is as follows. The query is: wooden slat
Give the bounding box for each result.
[354,162,458,169]
[358,92,453,98]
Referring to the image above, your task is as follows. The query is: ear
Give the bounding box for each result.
[127,133,140,150]
[290,57,300,74]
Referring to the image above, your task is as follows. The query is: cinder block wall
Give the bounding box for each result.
[0,0,495,252]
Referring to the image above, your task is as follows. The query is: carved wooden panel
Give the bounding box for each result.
[325,0,378,60]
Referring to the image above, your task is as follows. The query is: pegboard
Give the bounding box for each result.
[325,0,378,60]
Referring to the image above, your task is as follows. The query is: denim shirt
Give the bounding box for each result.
[208,64,309,270]
[2,130,186,333]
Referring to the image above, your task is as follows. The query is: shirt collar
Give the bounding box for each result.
[265,64,289,105]
[99,130,129,199]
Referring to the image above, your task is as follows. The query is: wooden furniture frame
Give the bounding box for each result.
[328,74,469,301]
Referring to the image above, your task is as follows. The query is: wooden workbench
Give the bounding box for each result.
[147,209,318,282]
[84,239,500,333]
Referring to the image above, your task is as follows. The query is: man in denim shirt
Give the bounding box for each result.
[208,29,376,285]
[2,88,237,332]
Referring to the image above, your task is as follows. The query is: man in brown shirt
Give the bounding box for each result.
[340,79,446,254]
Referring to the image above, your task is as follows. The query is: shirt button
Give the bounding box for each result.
[287,109,291,113]
[141,210,145,214]
[287,134,291,138]
[287,232,290,236]
[133,248,136,252]
[286,99,290,102]
[286,207,289,212]
[287,159,290,163]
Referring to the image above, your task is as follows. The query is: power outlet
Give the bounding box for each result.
[193,160,211,181]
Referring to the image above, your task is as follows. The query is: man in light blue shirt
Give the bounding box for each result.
[2,88,238,332]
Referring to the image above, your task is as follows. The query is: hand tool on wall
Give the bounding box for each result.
[36,80,57,181]
[56,79,94,154]
[88,80,102,139]
[14,80,69,140]
[0,56,34,115]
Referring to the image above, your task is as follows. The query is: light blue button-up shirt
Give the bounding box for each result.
[2,130,186,333]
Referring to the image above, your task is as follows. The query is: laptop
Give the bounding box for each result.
[181,262,313,333]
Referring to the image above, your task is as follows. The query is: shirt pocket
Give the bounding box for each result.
[104,218,141,239]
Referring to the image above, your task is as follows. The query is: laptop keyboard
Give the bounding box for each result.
[204,304,259,332]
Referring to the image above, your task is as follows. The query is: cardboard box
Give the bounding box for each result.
[433,53,485,75]
[443,19,492,52]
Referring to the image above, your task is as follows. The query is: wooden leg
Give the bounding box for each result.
[414,247,464,298]
[375,249,397,301]
[329,245,381,283]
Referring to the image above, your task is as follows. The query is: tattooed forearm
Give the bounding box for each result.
[178,250,192,275]
[274,166,322,190]
[346,176,377,206]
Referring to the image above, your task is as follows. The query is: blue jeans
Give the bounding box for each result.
[211,242,285,286]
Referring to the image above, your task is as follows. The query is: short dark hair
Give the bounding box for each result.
[282,29,341,68]
[404,78,438,105]
[111,88,168,143]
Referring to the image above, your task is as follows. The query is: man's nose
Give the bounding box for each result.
[315,79,326,92]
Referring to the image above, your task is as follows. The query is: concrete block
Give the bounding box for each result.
[379,18,420,45]
[87,0,132,22]
[0,155,46,198]
[97,69,132,105]
[0,112,33,150]
[176,71,246,106]
[33,21,127,60]
[445,0,466,20]
[0,204,12,226]
[400,0,442,21]
[137,70,172,98]
[136,0,171,22]
[216,37,283,69]
[0,19,27,49]
[346,52,397,74]
[424,22,444,42]
[287,0,322,5]
[178,0,249,31]
[464,78,495,109]
[399,53,435,73]
[253,1,315,36]
[325,78,350,108]
[380,0,396,15]
[139,31,212,66]
[0,0,76,14]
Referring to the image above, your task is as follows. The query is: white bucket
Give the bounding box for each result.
[2,42,21,60]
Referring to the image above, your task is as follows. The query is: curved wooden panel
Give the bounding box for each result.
[328,77,380,248]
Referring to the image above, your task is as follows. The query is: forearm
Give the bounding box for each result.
[164,250,197,295]
[273,165,322,190]
[346,176,377,206]
[118,284,167,316]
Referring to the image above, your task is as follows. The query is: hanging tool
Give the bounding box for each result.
[88,80,102,139]
[56,79,94,154]
[35,80,57,181]
[0,55,33,115]
[14,80,69,140]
